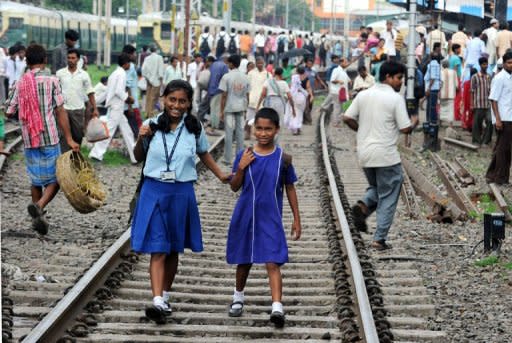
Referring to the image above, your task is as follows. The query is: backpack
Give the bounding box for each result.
[277,37,285,54]
[228,34,237,54]
[288,38,295,50]
[199,35,210,56]
[414,67,425,99]
[419,55,431,76]
[319,41,326,55]
[216,34,226,56]
[306,40,315,53]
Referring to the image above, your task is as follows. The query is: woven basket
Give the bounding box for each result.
[56,151,106,214]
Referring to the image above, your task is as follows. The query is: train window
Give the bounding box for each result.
[9,17,24,29]
[141,27,153,38]
[161,22,171,39]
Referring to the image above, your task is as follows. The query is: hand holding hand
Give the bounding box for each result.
[220,173,232,184]
[238,148,255,171]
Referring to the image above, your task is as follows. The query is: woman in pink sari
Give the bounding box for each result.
[284,74,308,135]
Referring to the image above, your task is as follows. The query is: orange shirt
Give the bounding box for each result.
[240,35,253,54]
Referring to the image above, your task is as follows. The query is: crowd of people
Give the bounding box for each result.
[1,18,511,327]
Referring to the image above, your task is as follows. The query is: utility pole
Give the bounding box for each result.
[185,0,191,57]
[213,0,218,17]
[171,0,176,54]
[251,0,256,35]
[343,1,349,57]
[222,0,232,32]
[406,0,417,107]
[329,0,334,33]
[125,0,129,45]
[105,0,112,67]
[96,0,103,67]
[285,0,289,29]
[311,0,314,31]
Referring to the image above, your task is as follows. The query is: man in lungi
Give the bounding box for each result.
[5,44,79,235]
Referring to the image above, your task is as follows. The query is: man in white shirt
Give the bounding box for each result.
[464,30,487,80]
[0,47,6,106]
[322,58,350,126]
[254,29,266,58]
[427,25,447,56]
[141,45,164,117]
[483,19,499,70]
[56,48,98,152]
[89,54,137,164]
[380,21,397,59]
[199,26,214,59]
[187,53,203,113]
[246,57,269,137]
[94,76,108,116]
[5,45,25,89]
[353,65,375,94]
[215,27,228,58]
[343,61,417,250]
[486,51,512,184]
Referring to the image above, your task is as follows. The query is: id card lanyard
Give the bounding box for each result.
[162,125,184,172]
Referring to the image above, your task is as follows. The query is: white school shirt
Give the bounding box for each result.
[105,66,128,110]
[56,67,94,110]
[254,33,266,48]
[187,61,200,89]
[380,29,397,57]
[94,82,108,104]
[344,83,411,168]
[142,52,165,87]
[489,70,512,123]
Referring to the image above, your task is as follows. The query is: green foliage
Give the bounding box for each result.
[80,146,131,167]
[504,262,512,270]
[474,256,499,267]
[87,64,116,86]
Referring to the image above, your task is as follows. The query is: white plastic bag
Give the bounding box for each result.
[86,117,110,143]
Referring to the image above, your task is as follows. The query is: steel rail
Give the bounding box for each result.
[22,134,225,343]
[318,110,379,343]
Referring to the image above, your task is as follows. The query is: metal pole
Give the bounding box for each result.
[285,0,289,29]
[125,0,129,45]
[311,0,314,31]
[406,0,417,101]
[171,0,176,55]
[344,2,350,58]
[96,0,103,67]
[251,0,256,35]
[105,0,111,67]
[330,0,334,33]
[213,0,218,17]
[222,0,232,33]
[185,0,191,57]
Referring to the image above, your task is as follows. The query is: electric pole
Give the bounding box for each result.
[105,0,112,67]
[96,0,103,67]
[222,0,232,32]
[252,0,256,35]
[125,0,129,45]
[285,0,289,29]
[406,0,417,106]
[185,0,191,57]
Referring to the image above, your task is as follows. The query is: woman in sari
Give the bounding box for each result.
[284,74,308,135]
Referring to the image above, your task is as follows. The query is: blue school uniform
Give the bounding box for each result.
[131,113,209,254]
[226,147,298,265]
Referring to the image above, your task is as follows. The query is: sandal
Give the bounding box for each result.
[228,301,244,317]
[270,310,285,328]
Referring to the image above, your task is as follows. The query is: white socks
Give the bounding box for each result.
[272,301,283,314]
[153,296,166,309]
[232,288,244,309]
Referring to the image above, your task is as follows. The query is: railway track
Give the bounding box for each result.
[0,121,22,172]
[5,107,449,342]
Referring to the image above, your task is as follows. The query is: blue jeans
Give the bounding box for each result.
[362,163,403,242]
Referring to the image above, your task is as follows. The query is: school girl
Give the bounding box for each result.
[226,107,302,328]
[131,79,229,324]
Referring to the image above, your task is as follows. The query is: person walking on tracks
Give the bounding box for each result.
[343,61,417,250]
[226,108,302,328]
[142,45,165,118]
[5,44,79,235]
[56,48,98,152]
[485,51,512,185]
[131,80,229,324]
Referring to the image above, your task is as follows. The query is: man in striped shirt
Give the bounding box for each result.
[5,44,78,235]
[470,57,492,145]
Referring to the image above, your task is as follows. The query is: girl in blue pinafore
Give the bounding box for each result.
[131,80,229,325]
[226,107,302,328]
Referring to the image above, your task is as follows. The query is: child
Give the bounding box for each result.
[226,107,302,328]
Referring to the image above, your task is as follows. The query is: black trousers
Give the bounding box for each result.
[486,122,512,184]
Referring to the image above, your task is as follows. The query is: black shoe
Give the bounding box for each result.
[27,203,43,219]
[351,203,368,233]
[145,305,167,324]
[371,240,392,251]
[31,216,49,235]
[270,310,285,328]
[228,301,244,317]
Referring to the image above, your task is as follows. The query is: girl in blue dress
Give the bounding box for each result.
[131,80,229,324]
[226,107,302,328]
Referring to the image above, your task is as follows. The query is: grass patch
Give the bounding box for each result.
[80,146,130,167]
[474,256,499,267]
[313,96,325,107]
[504,262,512,270]
[87,64,116,86]
[10,152,24,161]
